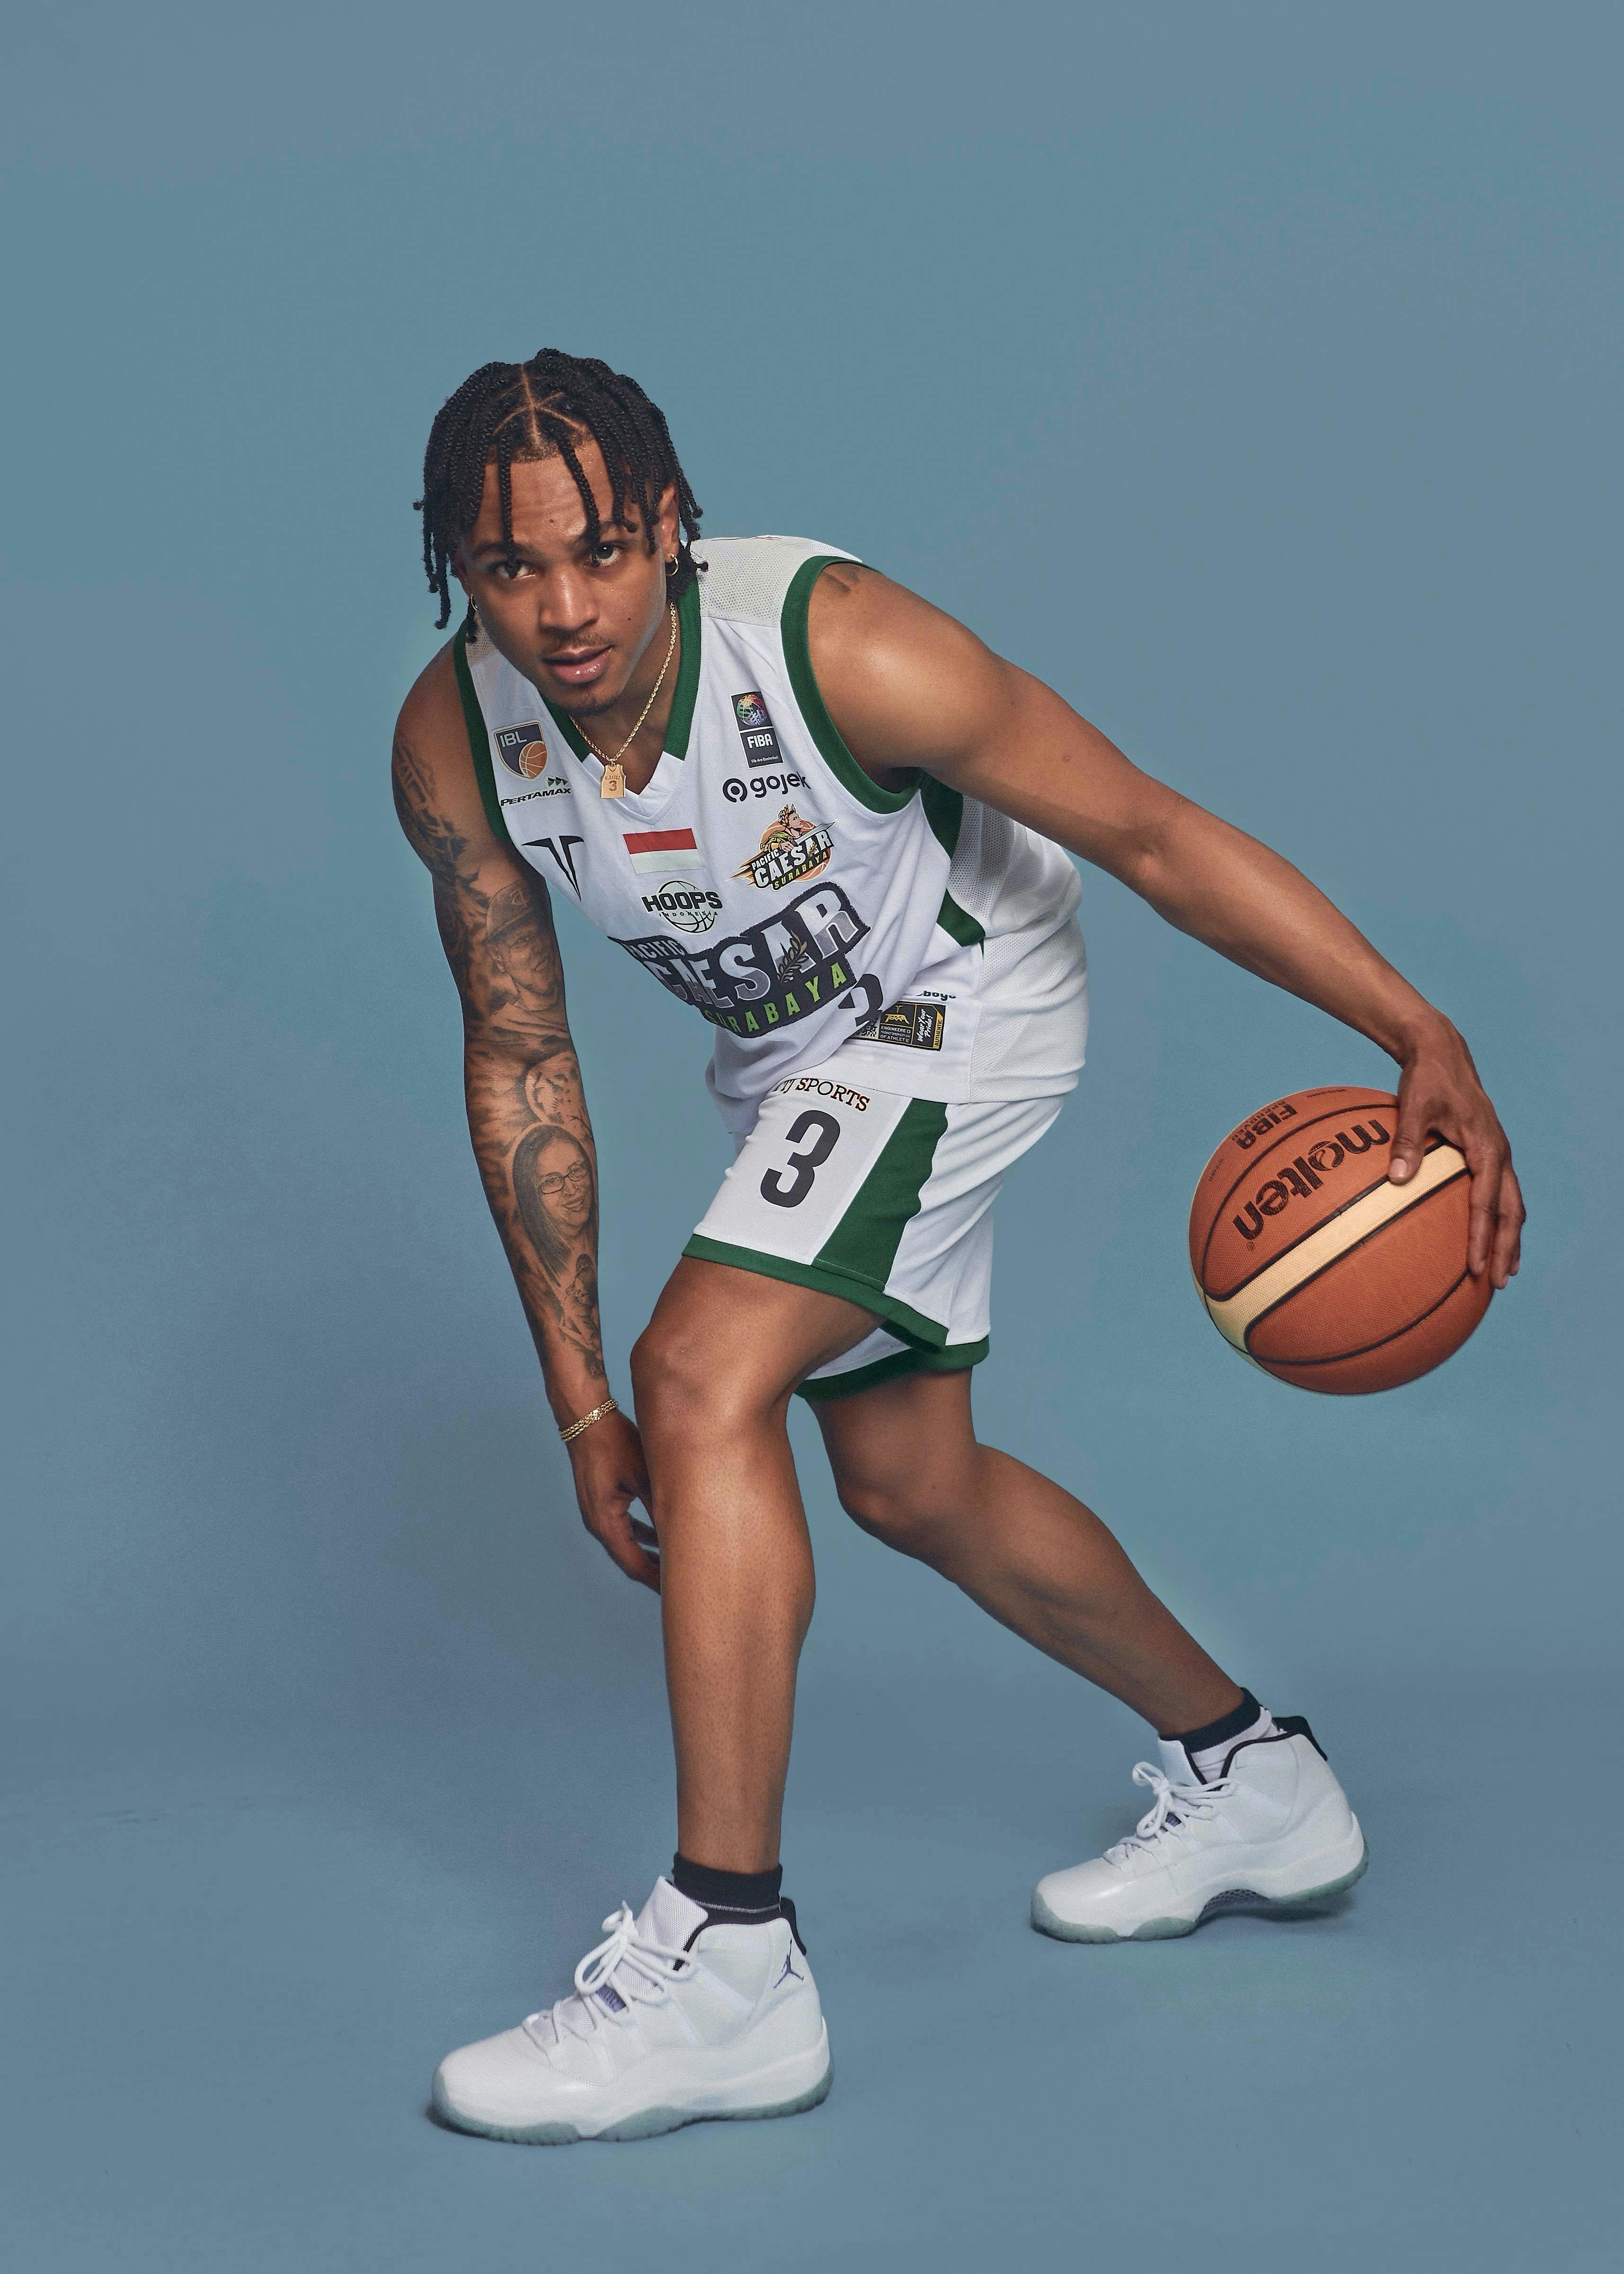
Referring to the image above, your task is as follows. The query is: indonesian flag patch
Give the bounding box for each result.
[623,828,704,874]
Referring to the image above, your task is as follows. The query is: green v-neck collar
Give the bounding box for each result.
[540,574,701,767]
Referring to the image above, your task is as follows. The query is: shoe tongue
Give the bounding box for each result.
[1158,1736,1202,1785]
[637,1876,710,1949]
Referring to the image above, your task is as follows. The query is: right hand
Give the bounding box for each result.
[567,1407,660,1592]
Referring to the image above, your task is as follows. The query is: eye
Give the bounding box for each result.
[591,539,622,565]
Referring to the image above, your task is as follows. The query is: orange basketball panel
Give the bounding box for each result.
[1253,1267,1492,1394]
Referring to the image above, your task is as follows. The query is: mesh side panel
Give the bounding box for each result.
[950,800,1013,926]
[696,535,854,625]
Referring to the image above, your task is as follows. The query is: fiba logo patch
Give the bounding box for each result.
[732,690,782,767]
[495,722,550,778]
[643,877,723,933]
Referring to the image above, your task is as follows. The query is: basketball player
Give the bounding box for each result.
[393,353,1522,2144]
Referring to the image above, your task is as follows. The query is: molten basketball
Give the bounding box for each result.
[1188,1086,1491,1393]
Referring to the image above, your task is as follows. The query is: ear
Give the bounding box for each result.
[655,482,681,558]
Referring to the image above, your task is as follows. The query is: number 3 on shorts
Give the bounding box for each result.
[760,1110,842,1208]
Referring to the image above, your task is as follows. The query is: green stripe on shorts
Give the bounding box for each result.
[813,1096,949,1288]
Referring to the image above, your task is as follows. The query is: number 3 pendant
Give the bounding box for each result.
[599,761,626,800]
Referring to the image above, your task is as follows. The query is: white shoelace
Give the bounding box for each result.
[524,1904,691,2050]
[1104,1762,1238,1867]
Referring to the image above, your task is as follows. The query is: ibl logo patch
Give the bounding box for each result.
[733,690,782,767]
[495,722,550,778]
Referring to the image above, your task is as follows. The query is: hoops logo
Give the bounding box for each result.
[495,722,550,778]
[642,879,723,934]
[733,690,782,766]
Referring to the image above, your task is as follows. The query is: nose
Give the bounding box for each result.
[537,568,601,644]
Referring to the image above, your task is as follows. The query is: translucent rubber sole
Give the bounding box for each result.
[432,2048,833,2146]
[1031,1836,1370,1944]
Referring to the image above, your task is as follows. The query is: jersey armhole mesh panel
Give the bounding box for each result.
[696,535,856,625]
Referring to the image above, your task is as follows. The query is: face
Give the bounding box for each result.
[531,1129,594,1235]
[491,921,555,1004]
[456,439,679,717]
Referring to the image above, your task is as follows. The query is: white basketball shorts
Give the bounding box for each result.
[683,1070,1065,1402]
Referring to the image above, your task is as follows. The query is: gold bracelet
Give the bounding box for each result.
[559,1395,618,1446]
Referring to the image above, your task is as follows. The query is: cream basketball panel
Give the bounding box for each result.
[1200,1142,1469,1352]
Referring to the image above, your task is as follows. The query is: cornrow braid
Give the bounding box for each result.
[416,350,703,630]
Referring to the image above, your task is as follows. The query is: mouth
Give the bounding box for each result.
[540,645,613,688]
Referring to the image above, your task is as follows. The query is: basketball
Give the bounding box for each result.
[1188,1085,1491,1393]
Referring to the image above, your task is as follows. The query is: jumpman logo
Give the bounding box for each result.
[774,1951,804,1988]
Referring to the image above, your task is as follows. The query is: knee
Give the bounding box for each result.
[630,1318,771,1442]
[834,1467,958,1562]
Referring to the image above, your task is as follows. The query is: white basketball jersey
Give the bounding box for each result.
[457,536,1088,1125]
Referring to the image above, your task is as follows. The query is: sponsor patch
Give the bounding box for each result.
[624,827,705,875]
[642,878,723,934]
[770,1075,871,1109]
[521,834,585,895]
[852,999,946,1053]
[500,778,571,805]
[611,879,871,1038]
[495,722,550,779]
[733,690,782,766]
[723,771,805,804]
[734,805,834,892]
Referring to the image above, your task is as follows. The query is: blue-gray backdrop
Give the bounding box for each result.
[3,5,1618,2268]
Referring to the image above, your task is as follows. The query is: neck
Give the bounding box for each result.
[572,603,680,792]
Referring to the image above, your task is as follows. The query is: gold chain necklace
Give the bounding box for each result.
[580,605,679,800]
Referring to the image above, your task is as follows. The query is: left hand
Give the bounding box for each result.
[1389,1021,1525,1289]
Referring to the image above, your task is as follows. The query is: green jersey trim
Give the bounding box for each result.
[935,890,985,948]
[794,1336,989,1404]
[538,574,703,769]
[781,556,919,814]
[453,621,506,840]
[681,1235,948,1350]
[918,776,986,944]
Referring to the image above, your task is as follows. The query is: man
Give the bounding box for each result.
[393,350,1522,2146]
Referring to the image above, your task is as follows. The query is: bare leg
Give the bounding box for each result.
[630,1258,878,1874]
[815,1367,1240,1734]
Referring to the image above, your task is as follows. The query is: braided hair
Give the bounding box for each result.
[417,350,703,630]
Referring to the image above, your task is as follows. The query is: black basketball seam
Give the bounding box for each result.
[1253,1266,1481,1372]
[1199,1108,1443,1299]
[1239,1176,1473,1359]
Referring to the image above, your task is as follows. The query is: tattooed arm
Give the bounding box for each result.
[391,650,658,1590]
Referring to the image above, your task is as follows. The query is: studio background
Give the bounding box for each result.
[3,5,1617,2267]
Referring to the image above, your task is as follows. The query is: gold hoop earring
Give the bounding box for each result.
[666,555,679,576]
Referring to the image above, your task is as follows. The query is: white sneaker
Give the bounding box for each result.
[1032,1719,1368,1943]
[432,1878,831,2143]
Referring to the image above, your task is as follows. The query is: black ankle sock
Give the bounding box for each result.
[670,1854,784,1914]
[1165,1688,1263,1752]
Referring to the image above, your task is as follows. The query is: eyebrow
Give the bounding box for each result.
[467,518,639,565]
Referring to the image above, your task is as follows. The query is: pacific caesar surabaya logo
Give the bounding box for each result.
[735,805,834,892]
